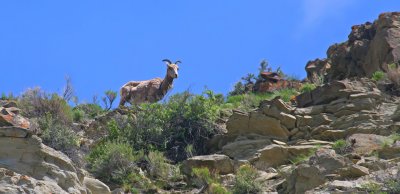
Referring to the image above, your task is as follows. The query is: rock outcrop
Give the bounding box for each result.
[198,75,400,193]
[0,103,111,194]
[307,12,400,83]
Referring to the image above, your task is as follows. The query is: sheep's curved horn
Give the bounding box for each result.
[175,60,182,65]
[162,59,172,65]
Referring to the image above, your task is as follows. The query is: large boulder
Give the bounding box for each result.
[222,136,271,160]
[346,133,388,155]
[226,109,290,141]
[284,148,348,194]
[251,144,320,170]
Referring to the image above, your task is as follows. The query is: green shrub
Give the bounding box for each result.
[123,173,155,193]
[225,93,273,112]
[360,181,383,193]
[385,179,400,194]
[289,147,319,164]
[388,63,397,70]
[87,141,143,184]
[209,183,231,194]
[38,114,79,152]
[1,92,15,100]
[74,103,104,119]
[116,90,223,162]
[146,151,170,179]
[18,87,73,124]
[300,83,317,93]
[332,139,350,154]
[229,82,246,96]
[233,165,262,194]
[274,88,298,102]
[192,167,230,193]
[372,71,385,81]
[192,167,214,185]
[72,108,85,122]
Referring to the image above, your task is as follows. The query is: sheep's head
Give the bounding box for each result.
[163,59,181,78]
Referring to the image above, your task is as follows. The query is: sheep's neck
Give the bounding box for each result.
[158,74,174,97]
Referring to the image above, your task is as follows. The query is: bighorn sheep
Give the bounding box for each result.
[119,59,181,106]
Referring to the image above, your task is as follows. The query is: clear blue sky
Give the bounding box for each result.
[1,1,399,103]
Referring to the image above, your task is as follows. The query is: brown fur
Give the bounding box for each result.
[119,61,179,106]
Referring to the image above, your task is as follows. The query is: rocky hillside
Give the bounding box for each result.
[0,101,111,194]
[190,78,400,193]
[182,12,400,193]
[1,11,400,194]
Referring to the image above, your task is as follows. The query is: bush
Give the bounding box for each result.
[225,93,273,112]
[146,151,170,179]
[332,139,346,150]
[229,82,246,96]
[289,147,319,164]
[372,71,385,81]
[1,92,15,100]
[117,90,224,162]
[72,108,85,122]
[38,114,79,152]
[360,181,382,193]
[87,141,143,184]
[332,139,350,154]
[274,88,298,102]
[300,83,316,93]
[18,87,73,124]
[74,103,104,119]
[233,165,262,194]
[385,179,400,194]
[192,167,229,193]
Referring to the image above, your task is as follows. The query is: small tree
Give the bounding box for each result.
[241,73,255,85]
[229,82,246,96]
[258,59,269,73]
[62,76,74,102]
[102,90,117,110]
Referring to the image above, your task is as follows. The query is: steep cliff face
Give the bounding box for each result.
[307,12,400,83]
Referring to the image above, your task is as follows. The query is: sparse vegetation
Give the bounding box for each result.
[18,87,74,124]
[360,181,383,194]
[233,165,262,194]
[385,179,400,194]
[38,114,79,153]
[332,139,350,154]
[1,92,15,101]
[289,147,318,165]
[192,167,230,194]
[300,83,316,93]
[372,70,386,81]
[86,141,144,185]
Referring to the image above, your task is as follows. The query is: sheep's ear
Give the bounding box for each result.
[162,59,172,65]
